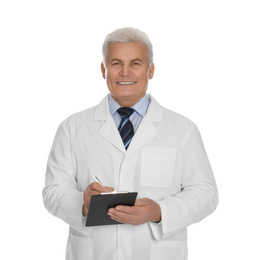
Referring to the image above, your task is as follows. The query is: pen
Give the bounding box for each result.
[91,176,126,194]
[91,176,102,185]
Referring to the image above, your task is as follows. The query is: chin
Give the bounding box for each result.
[116,90,136,97]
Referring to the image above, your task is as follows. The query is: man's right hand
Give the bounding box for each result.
[83,182,114,216]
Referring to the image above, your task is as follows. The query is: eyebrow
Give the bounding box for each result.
[110,58,122,63]
[110,58,144,64]
[131,58,143,63]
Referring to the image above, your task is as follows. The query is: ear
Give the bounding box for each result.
[148,63,155,79]
[101,62,106,79]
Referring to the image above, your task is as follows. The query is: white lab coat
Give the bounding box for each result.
[43,94,218,260]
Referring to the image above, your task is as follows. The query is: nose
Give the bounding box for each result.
[119,64,131,77]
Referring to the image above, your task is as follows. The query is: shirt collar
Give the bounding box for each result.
[109,94,150,117]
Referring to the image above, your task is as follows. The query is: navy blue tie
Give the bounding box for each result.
[117,107,135,149]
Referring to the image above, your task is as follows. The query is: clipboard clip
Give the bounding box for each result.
[100,191,129,195]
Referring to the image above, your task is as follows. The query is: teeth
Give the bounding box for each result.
[117,82,136,85]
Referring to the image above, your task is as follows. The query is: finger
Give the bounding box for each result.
[104,186,114,192]
[90,182,106,192]
[111,211,141,225]
[84,188,100,198]
[110,214,127,224]
[108,207,139,219]
[134,198,150,206]
[89,190,101,196]
[108,209,137,224]
[114,205,138,216]
[90,183,115,193]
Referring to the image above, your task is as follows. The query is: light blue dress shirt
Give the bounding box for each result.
[109,94,151,133]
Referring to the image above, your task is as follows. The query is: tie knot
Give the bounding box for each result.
[117,107,134,118]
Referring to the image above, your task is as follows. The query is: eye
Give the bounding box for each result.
[111,61,122,66]
[132,61,141,66]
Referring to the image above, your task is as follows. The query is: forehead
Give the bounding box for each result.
[107,42,148,62]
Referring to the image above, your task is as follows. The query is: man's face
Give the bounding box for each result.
[101,42,155,107]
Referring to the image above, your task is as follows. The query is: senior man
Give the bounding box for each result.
[43,27,218,260]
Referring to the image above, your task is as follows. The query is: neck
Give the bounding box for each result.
[112,95,146,107]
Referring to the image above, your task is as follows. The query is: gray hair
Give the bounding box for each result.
[102,27,153,67]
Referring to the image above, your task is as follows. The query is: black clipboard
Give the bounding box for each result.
[85,192,138,227]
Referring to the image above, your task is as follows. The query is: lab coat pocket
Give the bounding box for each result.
[150,240,186,260]
[66,234,94,260]
[141,147,176,187]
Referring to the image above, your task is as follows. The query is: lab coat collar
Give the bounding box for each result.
[94,94,110,120]
[127,94,163,154]
[94,93,164,154]
[94,94,163,122]
[144,94,164,122]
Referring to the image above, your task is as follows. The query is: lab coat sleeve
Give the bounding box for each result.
[150,125,218,240]
[42,120,90,235]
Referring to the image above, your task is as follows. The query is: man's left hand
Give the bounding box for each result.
[108,198,161,225]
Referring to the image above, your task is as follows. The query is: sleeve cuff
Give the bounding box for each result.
[149,201,165,240]
[149,221,164,240]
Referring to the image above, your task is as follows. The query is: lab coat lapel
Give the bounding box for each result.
[127,95,164,154]
[94,95,126,154]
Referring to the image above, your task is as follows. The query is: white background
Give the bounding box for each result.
[1,0,254,259]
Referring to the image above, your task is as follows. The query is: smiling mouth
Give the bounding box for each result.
[117,82,137,85]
